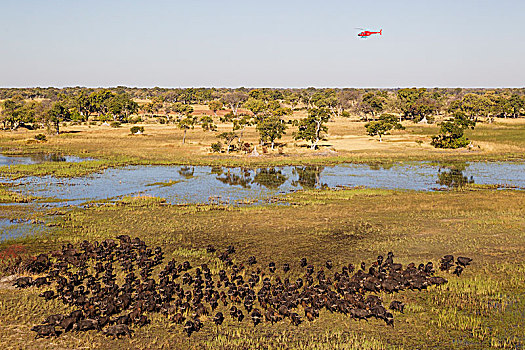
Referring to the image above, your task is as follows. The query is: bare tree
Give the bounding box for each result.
[222,91,248,116]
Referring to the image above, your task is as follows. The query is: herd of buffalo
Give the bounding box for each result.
[12,236,472,339]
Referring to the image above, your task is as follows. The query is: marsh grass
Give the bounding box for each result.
[0,188,524,348]
[0,186,34,203]
[204,329,390,350]
[0,158,133,179]
[145,179,182,187]
[117,195,167,206]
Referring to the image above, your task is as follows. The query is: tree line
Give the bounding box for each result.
[1,87,524,149]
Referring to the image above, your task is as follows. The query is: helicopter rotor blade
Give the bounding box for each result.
[354,27,365,30]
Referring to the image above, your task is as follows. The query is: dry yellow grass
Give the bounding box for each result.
[1,110,524,167]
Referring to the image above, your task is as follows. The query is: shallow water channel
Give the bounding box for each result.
[0,153,91,166]
[2,161,525,207]
[0,218,49,241]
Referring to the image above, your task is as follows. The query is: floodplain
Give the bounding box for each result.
[1,106,524,349]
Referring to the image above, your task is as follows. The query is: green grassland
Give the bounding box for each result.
[1,188,524,349]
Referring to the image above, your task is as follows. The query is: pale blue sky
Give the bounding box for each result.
[1,0,524,88]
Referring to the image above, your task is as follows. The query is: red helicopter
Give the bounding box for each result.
[356,28,382,38]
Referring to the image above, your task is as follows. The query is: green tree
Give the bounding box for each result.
[217,131,238,153]
[397,88,437,122]
[74,90,92,121]
[88,89,113,117]
[106,94,138,121]
[172,103,194,120]
[364,114,404,142]
[1,97,26,129]
[46,102,71,134]
[200,115,217,132]
[431,112,476,149]
[233,114,253,143]
[449,93,491,120]
[360,92,385,120]
[293,107,330,149]
[178,116,197,144]
[490,95,512,118]
[283,91,300,110]
[300,87,317,108]
[256,116,287,150]
[508,94,525,118]
[243,98,266,119]
[208,100,223,117]
[267,101,292,119]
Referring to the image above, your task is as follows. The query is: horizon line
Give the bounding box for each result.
[1,85,525,90]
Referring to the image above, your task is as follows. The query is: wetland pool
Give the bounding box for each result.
[0,153,92,166]
[2,161,525,207]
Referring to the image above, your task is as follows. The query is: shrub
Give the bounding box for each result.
[130,126,144,135]
[431,113,475,149]
[220,112,235,122]
[210,142,223,153]
[34,133,47,142]
[110,121,121,128]
[99,114,110,122]
[129,116,142,124]
[431,134,470,149]
[70,111,85,122]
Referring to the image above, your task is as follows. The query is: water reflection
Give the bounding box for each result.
[253,168,287,189]
[216,168,252,188]
[2,162,524,208]
[0,153,90,166]
[437,167,474,188]
[178,166,195,179]
[210,166,224,175]
[292,166,326,189]
[30,153,67,162]
[368,163,394,171]
[213,167,323,190]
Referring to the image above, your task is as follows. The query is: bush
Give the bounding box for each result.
[220,112,235,123]
[431,134,470,149]
[130,126,144,135]
[129,116,142,124]
[70,111,85,122]
[99,114,110,122]
[158,117,167,124]
[431,113,475,149]
[110,121,121,128]
[210,142,223,153]
[34,133,47,142]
